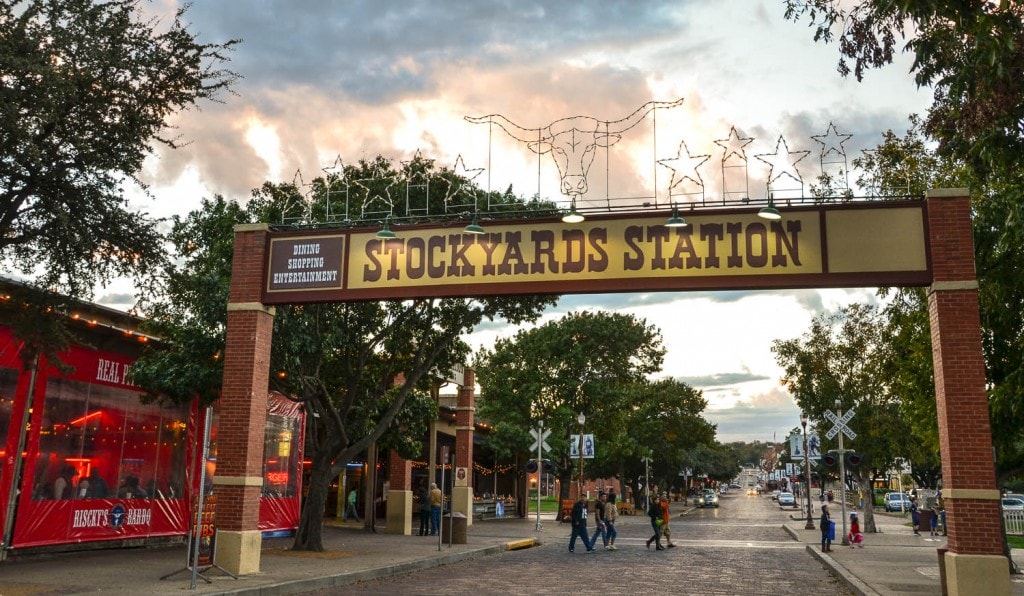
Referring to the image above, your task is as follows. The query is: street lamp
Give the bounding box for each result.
[801,412,815,530]
[577,412,586,499]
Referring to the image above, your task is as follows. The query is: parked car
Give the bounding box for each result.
[770,490,781,501]
[884,492,913,512]
[1001,497,1024,511]
[778,492,796,507]
[729,483,741,489]
[698,490,720,508]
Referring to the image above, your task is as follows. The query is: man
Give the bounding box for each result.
[659,491,676,548]
[429,482,442,535]
[418,483,431,536]
[590,492,607,548]
[569,498,595,553]
[343,488,361,523]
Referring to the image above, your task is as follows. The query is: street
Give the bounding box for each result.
[309,490,853,595]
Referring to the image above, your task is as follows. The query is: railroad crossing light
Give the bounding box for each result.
[542,460,558,474]
[524,460,539,473]
[822,451,839,469]
[845,451,863,468]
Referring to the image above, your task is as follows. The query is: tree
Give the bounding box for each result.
[772,303,914,533]
[132,156,556,551]
[784,1,1024,178]
[474,310,666,510]
[0,0,238,299]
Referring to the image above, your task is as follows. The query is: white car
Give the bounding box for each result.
[777,492,796,507]
[698,490,720,508]
[1001,497,1024,511]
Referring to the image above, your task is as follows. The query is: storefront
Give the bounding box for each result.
[0,309,304,554]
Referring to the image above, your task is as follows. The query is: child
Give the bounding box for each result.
[930,504,940,536]
[820,504,832,552]
[848,512,864,548]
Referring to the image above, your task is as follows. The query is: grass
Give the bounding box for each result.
[1008,535,1024,550]
[525,496,561,514]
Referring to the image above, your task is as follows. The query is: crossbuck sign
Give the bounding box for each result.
[824,409,856,440]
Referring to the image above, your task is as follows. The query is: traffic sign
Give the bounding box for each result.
[529,427,551,454]
[825,409,856,440]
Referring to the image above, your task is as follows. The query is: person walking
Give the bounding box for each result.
[929,503,940,536]
[429,482,442,536]
[603,492,619,550]
[646,494,665,550]
[820,503,833,552]
[848,512,864,547]
[568,498,594,553]
[417,483,431,536]
[343,487,361,523]
[659,491,676,548]
[590,492,607,549]
[910,496,921,536]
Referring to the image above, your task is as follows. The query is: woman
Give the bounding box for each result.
[848,512,864,547]
[646,494,664,550]
[820,503,833,552]
[603,492,619,550]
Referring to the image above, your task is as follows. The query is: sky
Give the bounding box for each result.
[100,0,933,443]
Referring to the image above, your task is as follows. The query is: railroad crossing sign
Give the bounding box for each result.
[824,409,856,440]
[529,427,552,454]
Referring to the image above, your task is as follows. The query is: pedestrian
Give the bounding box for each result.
[820,504,833,552]
[343,487,361,523]
[659,491,676,548]
[929,503,940,536]
[910,496,920,536]
[429,482,442,536]
[603,491,619,550]
[646,494,664,550]
[848,512,864,548]
[590,492,607,548]
[417,483,431,536]
[568,498,594,553]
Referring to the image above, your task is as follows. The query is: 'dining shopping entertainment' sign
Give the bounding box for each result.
[261,203,930,304]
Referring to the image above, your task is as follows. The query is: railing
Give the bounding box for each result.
[1005,511,1024,535]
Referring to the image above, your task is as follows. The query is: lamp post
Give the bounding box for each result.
[801,412,815,530]
[577,412,586,499]
[835,398,848,545]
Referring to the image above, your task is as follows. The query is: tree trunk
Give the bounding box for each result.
[855,472,877,533]
[292,454,333,551]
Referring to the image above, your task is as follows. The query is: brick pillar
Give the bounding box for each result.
[926,190,1010,595]
[215,224,275,575]
[451,369,475,523]
[385,451,412,535]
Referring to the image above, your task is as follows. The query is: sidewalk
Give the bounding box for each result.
[783,511,1024,596]
[0,510,1021,595]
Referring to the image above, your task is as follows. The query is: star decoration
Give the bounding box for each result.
[443,154,485,208]
[321,155,347,182]
[354,160,399,218]
[811,123,853,160]
[658,140,710,191]
[755,136,810,186]
[401,149,435,183]
[714,127,754,165]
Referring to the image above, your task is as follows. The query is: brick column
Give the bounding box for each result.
[926,190,1010,595]
[385,451,412,534]
[451,369,475,523]
[216,224,274,575]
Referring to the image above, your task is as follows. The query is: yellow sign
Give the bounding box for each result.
[262,203,930,303]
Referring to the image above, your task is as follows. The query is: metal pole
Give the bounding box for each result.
[578,422,584,499]
[802,414,814,530]
[2,355,39,560]
[535,421,543,531]
[836,400,848,545]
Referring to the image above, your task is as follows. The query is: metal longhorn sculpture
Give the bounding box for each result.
[466,98,685,199]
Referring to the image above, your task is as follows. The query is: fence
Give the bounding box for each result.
[1005,511,1024,535]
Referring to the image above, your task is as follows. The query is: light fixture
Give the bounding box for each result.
[562,201,585,223]
[375,216,396,239]
[665,204,688,227]
[758,194,781,220]
[463,214,485,234]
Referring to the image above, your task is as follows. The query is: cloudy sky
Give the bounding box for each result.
[107,0,933,443]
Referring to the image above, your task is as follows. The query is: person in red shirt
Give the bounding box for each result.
[659,492,676,548]
[848,512,864,547]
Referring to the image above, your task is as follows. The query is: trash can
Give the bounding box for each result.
[442,512,467,544]
[919,509,934,534]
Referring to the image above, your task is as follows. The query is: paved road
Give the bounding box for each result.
[304,490,853,595]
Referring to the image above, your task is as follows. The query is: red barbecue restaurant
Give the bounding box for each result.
[0,288,304,555]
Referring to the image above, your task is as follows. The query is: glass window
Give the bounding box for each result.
[32,377,188,501]
[0,367,16,490]
[262,409,301,498]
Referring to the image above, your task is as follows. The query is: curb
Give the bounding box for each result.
[505,538,538,551]
[805,544,880,596]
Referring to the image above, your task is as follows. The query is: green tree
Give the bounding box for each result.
[474,310,666,510]
[132,157,556,551]
[784,1,1024,177]
[0,0,238,300]
[772,303,913,533]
